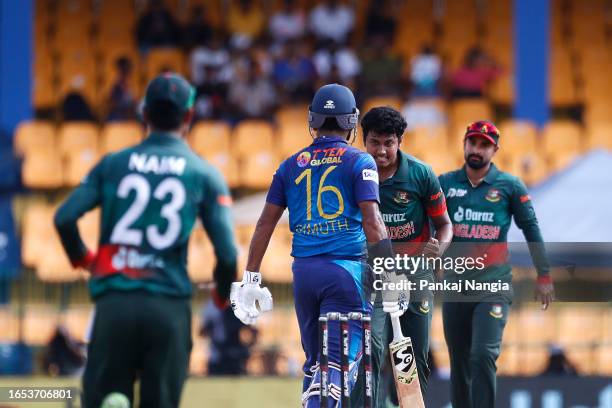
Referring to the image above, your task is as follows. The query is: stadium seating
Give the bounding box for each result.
[61,307,93,343]
[187,226,215,283]
[14,121,56,157]
[32,49,56,109]
[21,202,54,268]
[261,229,292,282]
[497,120,537,165]
[23,306,59,345]
[99,46,141,105]
[22,151,64,189]
[58,123,99,186]
[205,152,240,189]
[587,123,612,151]
[403,125,448,158]
[277,123,313,160]
[58,122,99,157]
[362,96,403,115]
[0,308,18,343]
[240,152,277,190]
[57,47,98,105]
[541,120,583,171]
[64,150,99,186]
[504,152,549,186]
[190,121,232,158]
[143,48,187,83]
[275,105,309,127]
[100,122,143,154]
[233,120,275,159]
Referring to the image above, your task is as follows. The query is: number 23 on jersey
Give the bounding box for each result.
[110,174,186,250]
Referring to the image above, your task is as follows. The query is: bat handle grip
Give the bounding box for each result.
[390,314,404,342]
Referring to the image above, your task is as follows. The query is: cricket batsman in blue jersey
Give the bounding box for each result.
[230,84,399,407]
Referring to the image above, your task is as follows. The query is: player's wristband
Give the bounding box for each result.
[211,287,230,310]
[71,251,95,269]
[243,271,262,285]
[536,275,553,285]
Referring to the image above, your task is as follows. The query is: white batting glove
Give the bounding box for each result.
[230,271,273,326]
[382,292,409,318]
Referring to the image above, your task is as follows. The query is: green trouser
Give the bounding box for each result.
[83,290,192,408]
[442,302,509,408]
[370,301,432,407]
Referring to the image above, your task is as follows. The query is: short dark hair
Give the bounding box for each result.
[318,117,344,132]
[361,106,407,144]
[145,101,184,131]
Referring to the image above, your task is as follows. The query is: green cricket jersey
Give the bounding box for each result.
[55,132,237,299]
[379,151,447,279]
[438,163,549,284]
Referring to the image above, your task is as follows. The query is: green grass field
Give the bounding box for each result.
[0,377,302,408]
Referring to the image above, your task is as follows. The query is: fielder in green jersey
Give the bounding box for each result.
[438,120,554,408]
[362,107,453,406]
[54,73,237,408]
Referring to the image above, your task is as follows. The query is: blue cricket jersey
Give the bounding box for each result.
[266,135,380,257]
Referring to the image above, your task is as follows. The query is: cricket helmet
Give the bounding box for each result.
[308,83,359,130]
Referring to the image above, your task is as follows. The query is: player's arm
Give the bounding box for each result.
[199,170,238,306]
[53,159,105,269]
[510,178,554,309]
[230,164,287,325]
[246,202,285,272]
[354,154,406,315]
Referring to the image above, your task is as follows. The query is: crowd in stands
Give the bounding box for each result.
[59,0,504,128]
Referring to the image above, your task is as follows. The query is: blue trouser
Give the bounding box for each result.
[293,256,372,408]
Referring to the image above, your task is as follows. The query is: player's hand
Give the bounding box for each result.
[230,271,273,325]
[423,237,440,258]
[535,275,555,310]
[383,292,409,318]
[72,251,96,273]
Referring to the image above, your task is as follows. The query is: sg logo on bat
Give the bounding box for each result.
[391,339,418,385]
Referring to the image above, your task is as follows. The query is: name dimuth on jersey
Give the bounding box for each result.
[129,153,186,176]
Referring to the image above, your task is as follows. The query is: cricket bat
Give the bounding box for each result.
[389,314,425,408]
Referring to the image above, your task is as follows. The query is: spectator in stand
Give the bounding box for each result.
[182,5,213,51]
[200,298,258,376]
[269,0,306,44]
[401,97,447,131]
[540,345,579,376]
[136,0,181,51]
[228,58,277,123]
[106,57,137,121]
[313,40,361,89]
[227,0,265,43]
[194,65,228,121]
[42,325,86,377]
[410,45,442,97]
[190,34,232,87]
[365,0,396,44]
[273,40,317,103]
[358,35,403,98]
[250,38,274,77]
[449,46,502,98]
[62,91,96,122]
[309,0,355,45]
